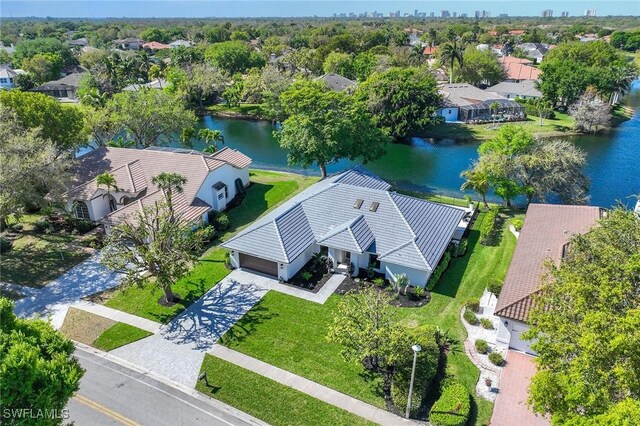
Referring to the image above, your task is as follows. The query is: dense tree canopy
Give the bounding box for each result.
[101,89,197,148]
[0,90,87,154]
[538,41,637,106]
[525,209,640,424]
[12,37,74,67]
[0,107,70,228]
[277,80,389,177]
[0,298,84,423]
[355,67,442,140]
[205,41,266,74]
[456,46,505,87]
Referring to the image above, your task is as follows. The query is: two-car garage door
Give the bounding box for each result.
[239,253,278,277]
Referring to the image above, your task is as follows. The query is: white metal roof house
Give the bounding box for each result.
[437,84,525,123]
[0,66,18,90]
[63,146,251,228]
[222,167,466,287]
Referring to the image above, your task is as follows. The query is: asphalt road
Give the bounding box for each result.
[67,347,262,426]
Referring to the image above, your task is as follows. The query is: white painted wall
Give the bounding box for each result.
[495,318,537,355]
[381,261,431,288]
[281,244,319,280]
[195,164,250,211]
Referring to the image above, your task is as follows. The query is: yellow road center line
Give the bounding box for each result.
[73,394,141,426]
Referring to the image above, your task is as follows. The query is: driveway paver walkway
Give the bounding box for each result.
[492,350,550,426]
[111,274,269,386]
[208,344,416,426]
[13,252,123,319]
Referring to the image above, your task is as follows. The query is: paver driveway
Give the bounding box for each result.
[111,272,271,386]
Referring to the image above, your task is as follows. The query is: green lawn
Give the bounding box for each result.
[1,214,92,287]
[100,170,318,323]
[207,103,267,119]
[93,323,153,351]
[425,113,577,141]
[220,210,517,424]
[197,355,375,426]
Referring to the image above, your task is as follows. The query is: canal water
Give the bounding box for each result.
[180,80,639,208]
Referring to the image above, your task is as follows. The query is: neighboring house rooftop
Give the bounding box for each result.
[67,146,251,224]
[32,72,86,92]
[143,41,171,50]
[123,79,167,91]
[440,84,506,107]
[68,38,89,47]
[169,40,192,47]
[223,166,465,270]
[0,66,18,79]
[423,46,438,55]
[500,56,541,80]
[487,80,542,98]
[495,204,602,322]
[316,73,356,92]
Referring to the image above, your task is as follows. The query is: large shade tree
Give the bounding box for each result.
[524,208,640,424]
[101,201,209,305]
[277,80,389,178]
[0,107,69,229]
[0,298,84,424]
[0,90,87,156]
[355,67,442,140]
[103,89,196,148]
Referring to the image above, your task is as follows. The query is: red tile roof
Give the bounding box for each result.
[142,41,171,50]
[495,204,601,322]
[423,46,438,55]
[500,56,541,81]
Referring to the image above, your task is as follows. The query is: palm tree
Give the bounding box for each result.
[490,102,500,128]
[198,129,225,154]
[440,41,464,84]
[151,173,187,219]
[136,50,152,83]
[427,28,438,48]
[460,166,489,208]
[96,172,118,212]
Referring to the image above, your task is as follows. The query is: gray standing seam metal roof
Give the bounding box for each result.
[223,167,464,271]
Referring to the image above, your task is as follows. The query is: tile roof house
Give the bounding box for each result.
[438,84,525,123]
[223,167,467,286]
[115,38,145,50]
[169,40,193,48]
[494,204,602,354]
[500,56,541,82]
[64,146,251,228]
[316,73,357,92]
[122,78,167,91]
[143,41,171,50]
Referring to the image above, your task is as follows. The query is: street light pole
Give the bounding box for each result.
[406,344,422,418]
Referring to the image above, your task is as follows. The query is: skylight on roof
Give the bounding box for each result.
[354,199,364,209]
[369,202,380,212]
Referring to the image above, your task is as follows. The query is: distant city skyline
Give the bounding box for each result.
[1,1,638,18]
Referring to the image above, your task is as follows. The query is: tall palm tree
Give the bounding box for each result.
[136,50,152,83]
[440,41,464,84]
[427,28,438,48]
[96,172,119,212]
[151,173,187,219]
[460,166,489,208]
[198,129,225,154]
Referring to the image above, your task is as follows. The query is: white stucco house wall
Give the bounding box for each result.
[63,146,251,228]
[223,167,466,287]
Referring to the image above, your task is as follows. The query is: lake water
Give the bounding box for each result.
[170,80,635,208]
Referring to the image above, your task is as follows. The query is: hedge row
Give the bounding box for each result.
[480,207,500,245]
[429,381,471,426]
[426,250,451,291]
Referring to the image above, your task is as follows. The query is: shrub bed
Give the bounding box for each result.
[489,352,505,366]
[463,309,478,325]
[475,339,489,354]
[480,318,494,329]
[487,279,503,296]
[427,251,451,291]
[480,207,500,245]
[464,298,480,313]
[429,381,470,426]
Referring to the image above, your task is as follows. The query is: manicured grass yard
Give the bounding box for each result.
[60,307,151,350]
[99,170,318,323]
[425,113,576,141]
[1,214,92,287]
[93,323,153,351]
[220,210,517,424]
[197,355,375,426]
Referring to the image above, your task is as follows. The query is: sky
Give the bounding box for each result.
[1,1,638,18]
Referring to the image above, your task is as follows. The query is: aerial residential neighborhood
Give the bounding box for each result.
[1,2,639,426]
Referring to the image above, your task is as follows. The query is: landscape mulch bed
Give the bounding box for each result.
[283,258,332,293]
[334,275,431,308]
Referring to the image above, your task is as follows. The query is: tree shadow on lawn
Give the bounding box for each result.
[430,229,479,299]
[0,242,89,288]
[162,279,273,351]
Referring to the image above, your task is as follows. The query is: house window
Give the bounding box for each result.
[73,201,90,220]
[224,186,229,199]
[448,109,452,114]
[218,193,224,200]
[369,254,381,269]
[0,78,6,83]
[108,196,117,212]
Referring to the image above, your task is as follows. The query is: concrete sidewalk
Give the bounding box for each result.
[71,301,162,334]
[208,345,416,426]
